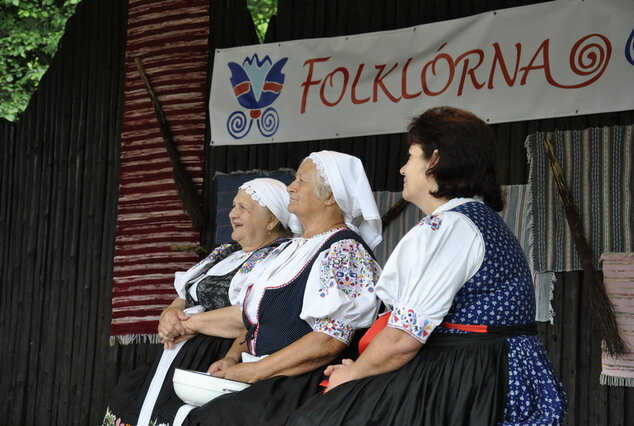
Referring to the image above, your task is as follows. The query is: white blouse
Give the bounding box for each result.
[375,198,485,344]
[173,244,279,306]
[236,228,382,345]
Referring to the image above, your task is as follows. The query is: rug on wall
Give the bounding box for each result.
[600,252,634,387]
[525,125,634,324]
[110,0,209,344]
[525,125,634,273]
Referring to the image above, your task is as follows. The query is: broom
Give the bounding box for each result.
[543,137,627,356]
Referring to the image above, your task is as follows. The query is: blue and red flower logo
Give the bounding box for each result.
[226,54,288,139]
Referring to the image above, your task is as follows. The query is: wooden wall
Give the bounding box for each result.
[0,0,632,424]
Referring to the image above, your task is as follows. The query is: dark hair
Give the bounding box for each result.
[407,106,504,211]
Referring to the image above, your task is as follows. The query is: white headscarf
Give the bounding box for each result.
[239,178,302,235]
[308,151,382,249]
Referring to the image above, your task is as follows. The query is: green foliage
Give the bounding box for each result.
[0,0,80,122]
[246,0,277,43]
[0,1,272,122]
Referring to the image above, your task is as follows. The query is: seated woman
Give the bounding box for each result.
[180,151,383,426]
[288,107,567,425]
[103,178,297,426]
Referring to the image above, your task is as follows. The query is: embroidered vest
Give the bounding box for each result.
[439,201,535,330]
[243,229,373,356]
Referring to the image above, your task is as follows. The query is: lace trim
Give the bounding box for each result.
[295,226,347,242]
[239,183,267,208]
[308,153,330,186]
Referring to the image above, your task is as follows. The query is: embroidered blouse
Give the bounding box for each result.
[375,198,485,344]
[236,228,382,345]
[173,243,282,308]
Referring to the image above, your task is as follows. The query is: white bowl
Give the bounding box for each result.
[173,368,251,406]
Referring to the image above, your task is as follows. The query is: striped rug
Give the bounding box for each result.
[600,253,634,387]
[525,125,634,274]
[110,0,209,344]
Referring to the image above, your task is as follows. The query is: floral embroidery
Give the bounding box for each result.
[239,246,275,274]
[318,240,378,298]
[314,317,354,343]
[388,306,435,343]
[102,408,132,426]
[187,243,234,271]
[103,408,170,426]
[417,214,442,230]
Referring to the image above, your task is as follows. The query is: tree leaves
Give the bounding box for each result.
[0,0,80,121]
[247,0,277,43]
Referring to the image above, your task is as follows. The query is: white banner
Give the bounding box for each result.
[209,0,634,145]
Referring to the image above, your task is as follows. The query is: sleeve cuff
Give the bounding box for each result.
[313,317,355,345]
[387,305,437,343]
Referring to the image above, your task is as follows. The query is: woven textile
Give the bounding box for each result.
[525,126,634,273]
[600,253,634,387]
[111,0,209,344]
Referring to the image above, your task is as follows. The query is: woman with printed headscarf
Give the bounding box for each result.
[103,178,298,426]
[180,151,383,426]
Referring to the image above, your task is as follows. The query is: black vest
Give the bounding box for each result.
[243,229,373,356]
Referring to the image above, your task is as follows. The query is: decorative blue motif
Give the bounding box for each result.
[317,240,377,298]
[418,213,442,230]
[239,246,275,275]
[187,243,234,271]
[389,306,435,343]
[626,28,634,66]
[314,317,354,343]
[226,54,288,139]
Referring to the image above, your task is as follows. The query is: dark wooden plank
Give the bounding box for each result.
[577,270,593,425]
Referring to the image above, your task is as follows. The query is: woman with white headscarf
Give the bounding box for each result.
[182,151,383,426]
[103,178,296,426]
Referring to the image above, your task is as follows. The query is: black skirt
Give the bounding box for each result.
[182,335,365,426]
[106,334,234,425]
[287,333,510,426]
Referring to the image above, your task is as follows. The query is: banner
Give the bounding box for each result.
[209,0,634,145]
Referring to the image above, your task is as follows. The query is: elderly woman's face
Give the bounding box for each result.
[287,160,323,219]
[229,189,273,251]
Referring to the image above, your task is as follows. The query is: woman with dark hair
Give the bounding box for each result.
[288,107,566,425]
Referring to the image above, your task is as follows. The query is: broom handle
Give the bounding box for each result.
[543,138,627,356]
[134,57,206,231]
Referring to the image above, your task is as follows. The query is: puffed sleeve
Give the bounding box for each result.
[173,243,235,299]
[375,211,484,344]
[300,239,382,345]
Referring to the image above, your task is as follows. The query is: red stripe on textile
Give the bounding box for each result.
[112,0,209,341]
[440,322,489,333]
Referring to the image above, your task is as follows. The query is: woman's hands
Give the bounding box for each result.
[158,298,198,349]
[324,326,423,392]
[208,356,262,383]
[324,358,358,392]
